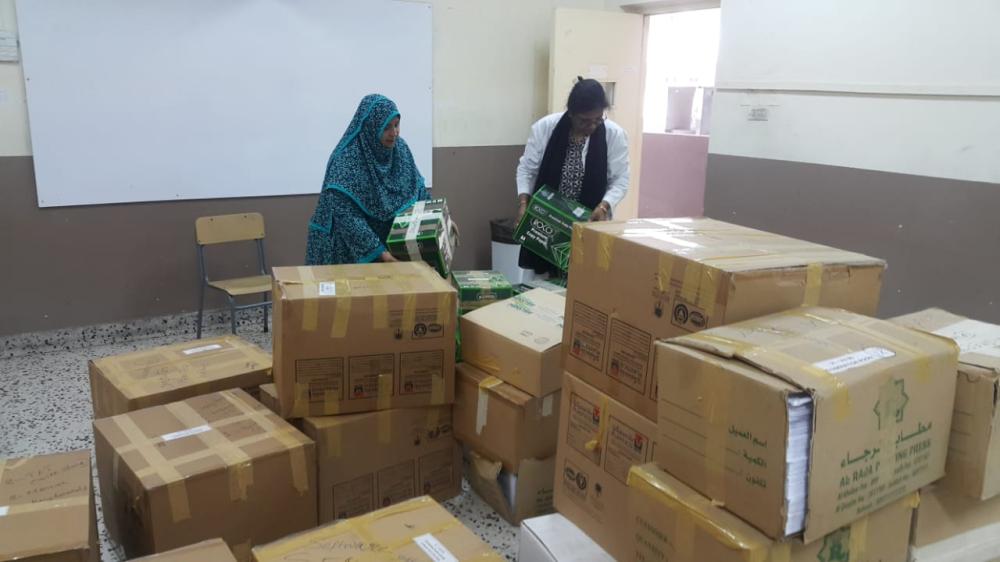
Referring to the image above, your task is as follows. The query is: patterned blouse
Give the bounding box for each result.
[557,136,587,201]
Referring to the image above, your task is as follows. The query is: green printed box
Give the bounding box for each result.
[451,270,514,314]
[387,198,456,277]
[654,306,958,543]
[514,186,590,271]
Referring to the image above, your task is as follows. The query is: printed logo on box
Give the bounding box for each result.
[670,294,709,332]
[562,458,590,501]
[874,378,909,430]
[818,527,850,562]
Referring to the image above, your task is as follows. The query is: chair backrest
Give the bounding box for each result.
[196,213,265,245]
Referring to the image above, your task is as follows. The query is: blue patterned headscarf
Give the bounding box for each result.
[322,94,424,221]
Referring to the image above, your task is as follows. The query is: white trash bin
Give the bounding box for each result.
[490,217,534,285]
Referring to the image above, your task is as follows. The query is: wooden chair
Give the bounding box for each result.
[195,213,271,338]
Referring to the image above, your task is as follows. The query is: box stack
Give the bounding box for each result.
[552,217,897,559]
[386,198,457,277]
[131,538,238,561]
[270,261,464,524]
[454,288,565,523]
[891,309,1000,560]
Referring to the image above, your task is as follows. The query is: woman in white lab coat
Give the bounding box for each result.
[515,78,630,273]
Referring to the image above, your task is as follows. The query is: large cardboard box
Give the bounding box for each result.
[272,262,457,418]
[251,496,504,561]
[460,288,564,396]
[563,217,886,420]
[0,450,98,562]
[628,463,916,562]
[514,185,591,271]
[453,362,560,472]
[89,335,271,419]
[130,538,237,561]
[451,270,514,314]
[910,484,1000,562]
[891,308,1000,500]
[553,372,658,561]
[655,306,958,542]
[302,404,460,523]
[386,198,457,277]
[93,389,317,561]
[465,448,555,525]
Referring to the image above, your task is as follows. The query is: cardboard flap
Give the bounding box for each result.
[457,362,534,407]
[673,307,958,398]
[892,308,1000,375]
[463,289,565,353]
[273,262,451,300]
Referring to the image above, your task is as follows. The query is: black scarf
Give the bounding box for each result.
[532,112,609,209]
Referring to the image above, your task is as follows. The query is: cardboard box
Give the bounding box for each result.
[627,463,915,562]
[130,538,237,561]
[89,335,272,419]
[272,262,457,418]
[563,217,886,420]
[386,198,456,277]
[257,383,280,415]
[460,288,564,397]
[910,484,1000,562]
[453,362,560,472]
[465,448,555,525]
[891,308,1000,500]
[518,513,613,562]
[251,495,504,561]
[451,270,514,313]
[0,450,98,562]
[553,372,658,561]
[655,306,958,542]
[302,404,460,523]
[514,186,591,271]
[93,389,317,561]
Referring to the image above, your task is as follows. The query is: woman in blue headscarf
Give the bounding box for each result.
[306,94,427,265]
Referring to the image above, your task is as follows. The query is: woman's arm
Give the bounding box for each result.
[600,125,631,215]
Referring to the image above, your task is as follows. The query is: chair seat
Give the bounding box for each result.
[208,275,271,296]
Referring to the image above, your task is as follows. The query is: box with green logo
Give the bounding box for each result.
[514,186,590,271]
[387,198,456,277]
[451,270,514,314]
[654,306,958,543]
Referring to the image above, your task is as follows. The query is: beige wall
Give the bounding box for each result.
[0,0,609,156]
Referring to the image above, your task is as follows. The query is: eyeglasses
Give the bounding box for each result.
[572,113,607,127]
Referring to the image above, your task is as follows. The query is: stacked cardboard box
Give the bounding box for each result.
[451,270,514,314]
[891,309,1000,560]
[553,217,890,559]
[386,198,457,277]
[514,186,591,271]
[93,389,317,560]
[0,450,98,562]
[269,262,464,522]
[251,496,503,561]
[89,335,271,418]
[131,538,238,561]
[454,289,565,522]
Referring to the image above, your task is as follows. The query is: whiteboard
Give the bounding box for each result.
[716,0,1000,96]
[16,0,433,207]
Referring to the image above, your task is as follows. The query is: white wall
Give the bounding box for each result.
[709,0,1000,185]
[0,0,607,158]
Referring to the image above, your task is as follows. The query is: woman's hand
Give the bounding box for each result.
[517,194,530,224]
[380,251,398,263]
[590,201,611,222]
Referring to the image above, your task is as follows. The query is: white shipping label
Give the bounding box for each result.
[182,343,223,355]
[934,319,1000,358]
[0,506,9,517]
[160,424,211,442]
[814,347,896,374]
[413,533,458,562]
[318,282,337,296]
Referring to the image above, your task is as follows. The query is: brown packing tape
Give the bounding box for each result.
[165,401,254,502]
[299,267,320,332]
[218,391,310,495]
[475,376,504,435]
[585,395,609,452]
[766,543,791,562]
[323,388,341,415]
[803,263,823,306]
[330,284,352,339]
[680,261,719,318]
[430,372,445,404]
[905,492,920,509]
[437,292,453,327]
[848,517,868,560]
[325,423,343,458]
[657,253,675,293]
[701,361,730,504]
[834,317,938,383]
[465,351,502,376]
[571,223,585,267]
[673,510,696,561]
[0,495,90,517]
[373,294,389,330]
[232,540,252,561]
[402,293,417,339]
[596,231,614,271]
[111,415,192,522]
[377,374,393,443]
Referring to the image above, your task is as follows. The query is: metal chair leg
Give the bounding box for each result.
[262,292,269,333]
[228,295,237,335]
[197,282,206,339]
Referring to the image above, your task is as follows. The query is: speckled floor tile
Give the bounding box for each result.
[0,314,519,561]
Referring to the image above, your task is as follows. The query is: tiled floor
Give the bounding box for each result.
[0,312,519,560]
